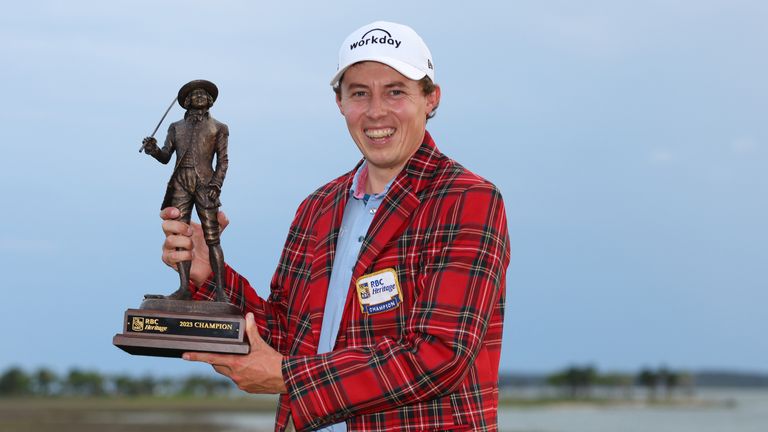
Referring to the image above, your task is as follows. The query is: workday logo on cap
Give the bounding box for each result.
[331,21,435,87]
[349,28,403,50]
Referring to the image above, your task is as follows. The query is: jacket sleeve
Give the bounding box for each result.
[191,264,290,352]
[281,183,510,431]
[191,197,312,354]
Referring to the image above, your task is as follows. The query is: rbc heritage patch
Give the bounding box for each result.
[355,268,402,314]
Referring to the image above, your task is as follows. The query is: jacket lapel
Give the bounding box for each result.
[303,171,355,349]
[300,132,442,350]
[352,178,419,278]
[353,131,440,277]
[341,132,441,328]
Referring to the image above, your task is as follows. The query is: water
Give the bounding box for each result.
[91,389,768,431]
[497,389,768,432]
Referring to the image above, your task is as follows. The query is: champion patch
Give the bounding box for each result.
[356,268,402,314]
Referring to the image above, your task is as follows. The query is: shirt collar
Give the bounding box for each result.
[349,161,394,201]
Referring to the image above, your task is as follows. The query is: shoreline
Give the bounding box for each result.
[0,393,736,410]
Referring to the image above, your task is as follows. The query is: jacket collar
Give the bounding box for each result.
[341,130,442,199]
[391,130,441,197]
[184,110,210,123]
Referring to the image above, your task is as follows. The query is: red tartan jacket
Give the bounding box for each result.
[192,131,510,431]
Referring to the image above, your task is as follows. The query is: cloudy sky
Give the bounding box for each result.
[1,0,766,377]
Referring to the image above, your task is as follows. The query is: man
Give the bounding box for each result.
[143,80,229,302]
[160,22,510,431]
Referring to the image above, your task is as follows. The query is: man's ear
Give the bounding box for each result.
[336,91,344,115]
[426,84,441,114]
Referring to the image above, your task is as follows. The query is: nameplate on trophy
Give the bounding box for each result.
[114,301,249,358]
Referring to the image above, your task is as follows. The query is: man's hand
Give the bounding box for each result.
[160,207,229,287]
[142,136,159,154]
[183,313,287,394]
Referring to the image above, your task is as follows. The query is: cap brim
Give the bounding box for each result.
[330,57,427,87]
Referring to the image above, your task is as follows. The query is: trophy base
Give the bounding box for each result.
[113,297,249,358]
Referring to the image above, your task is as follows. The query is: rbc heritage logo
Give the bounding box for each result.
[359,281,371,299]
[350,28,402,50]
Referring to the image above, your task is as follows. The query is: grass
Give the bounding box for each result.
[0,396,278,432]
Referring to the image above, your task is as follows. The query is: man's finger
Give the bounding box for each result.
[164,234,194,251]
[183,351,229,365]
[212,364,233,376]
[163,234,195,251]
[184,353,233,378]
[161,256,178,270]
[160,207,180,220]
[162,220,193,237]
[164,248,193,264]
[218,211,230,232]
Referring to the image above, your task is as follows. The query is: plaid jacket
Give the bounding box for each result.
[193,132,510,431]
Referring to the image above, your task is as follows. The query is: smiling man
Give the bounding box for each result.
[160,21,510,431]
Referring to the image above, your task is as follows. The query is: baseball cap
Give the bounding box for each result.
[330,21,434,88]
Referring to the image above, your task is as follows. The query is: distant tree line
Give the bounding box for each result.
[0,366,235,398]
[546,365,694,401]
[1,365,701,400]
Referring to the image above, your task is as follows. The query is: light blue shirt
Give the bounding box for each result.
[315,162,393,432]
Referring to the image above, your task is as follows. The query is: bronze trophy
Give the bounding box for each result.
[113,80,249,358]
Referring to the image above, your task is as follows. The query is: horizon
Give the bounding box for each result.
[4,363,768,380]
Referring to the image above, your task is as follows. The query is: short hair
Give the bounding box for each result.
[334,75,439,120]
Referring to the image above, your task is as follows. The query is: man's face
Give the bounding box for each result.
[336,62,440,176]
[188,88,211,109]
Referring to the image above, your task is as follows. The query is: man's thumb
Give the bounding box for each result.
[218,211,230,231]
[245,312,263,349]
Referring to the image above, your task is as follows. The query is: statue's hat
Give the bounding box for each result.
[177,80,218,108]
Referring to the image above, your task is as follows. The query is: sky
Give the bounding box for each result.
[0,0,766,377]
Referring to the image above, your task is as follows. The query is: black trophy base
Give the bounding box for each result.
[113,297,250,358]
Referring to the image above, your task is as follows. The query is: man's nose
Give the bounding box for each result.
[366,94,387,119]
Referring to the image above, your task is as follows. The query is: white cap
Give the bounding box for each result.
[331,21,434,88]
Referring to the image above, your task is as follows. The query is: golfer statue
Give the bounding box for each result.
[141,80,229,302]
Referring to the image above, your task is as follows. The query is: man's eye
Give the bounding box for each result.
[390,89,404,96]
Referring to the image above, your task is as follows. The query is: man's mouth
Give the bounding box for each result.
[365,128,396,139]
